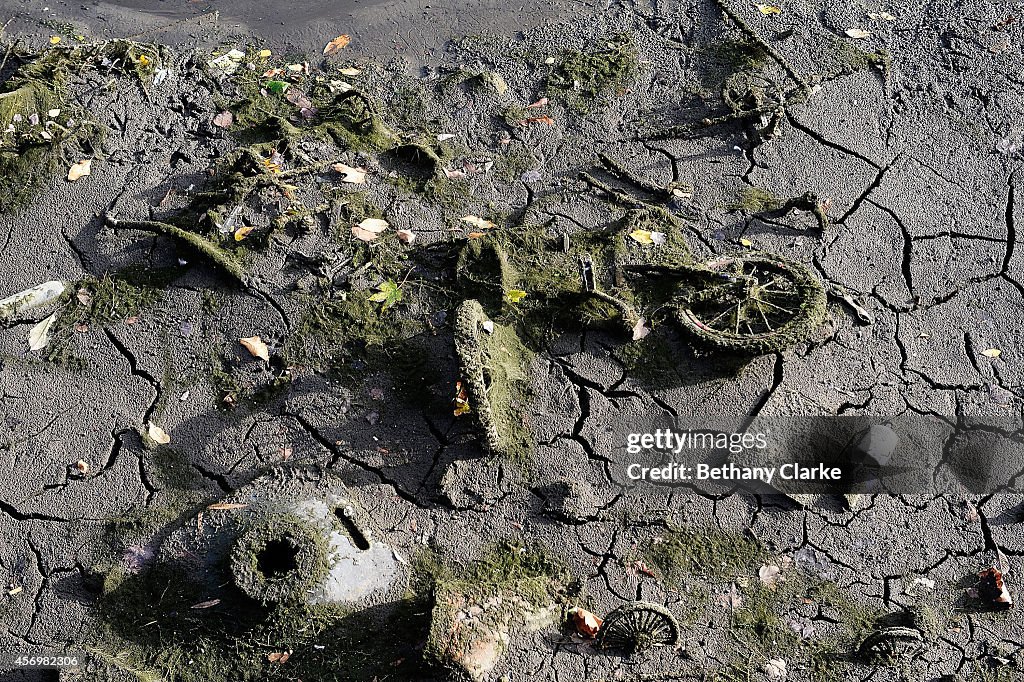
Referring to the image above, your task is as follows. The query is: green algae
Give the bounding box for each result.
[644,525,764,584]
[544,36,637,111]
[730,186,781,213]
[0,40,161,213]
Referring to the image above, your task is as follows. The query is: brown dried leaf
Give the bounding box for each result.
[212,111,233,128]
[191,599,221,609]
[267,650,292,663]
[323,34,352,56]
[569,607,602,638]
[207,502,248,510]
[524,115,555,126]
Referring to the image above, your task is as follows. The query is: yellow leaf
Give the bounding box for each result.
[258,49,273,58]
[461,215,496,230]
[982,348,1002,358]
[323,34,352,56]
[137,54,151,67]
[239,336,270,361]
[147,423,171,445]
[740,238,753,247]
[756,4,782,14]
[506,289,527,304]
[49,36,61,45]
[453,381,471,416]
[67,159,92,182]
[629,229,654,245]
[234,225,255,241]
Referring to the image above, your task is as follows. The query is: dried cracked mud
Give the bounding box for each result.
[1,0,1023,681]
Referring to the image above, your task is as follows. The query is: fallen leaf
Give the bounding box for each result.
[267,651,292,664]
[453,381,471,416]
[147,423,171,445]
[339,66,362,76]
[436,133,456,142]
[233,225,255,242]
[759,564,783,586]
[323,34,352,56]
[332,163,367,184]
[525,96,549,109]
[258,49,272,58]
[764,658,787,681]
[466,232,487,240]
[632,317,650,341]
[265,80,290,94]
[368,279,403,310]
[396,229,416,244]
[569,607,602,638]
[239,336,270,361]
[845,28,872,39]
[76,288,93,306]
[629,229,655,245]
[756,4,782,15]
[717,584,743,610]
[982,348,1002,358]
[67,159,92,182]
[650,231,667,245]
[740,237,754,247]
[506,289,527,304]
[74,459,89,474]
[207,502,248,510]
[482,320,495,334]
[28,312,58,351]
[191,599,221,609]
[461,215,496,230]
[524,115,555,126]
[212,111,233,128]
[977,566,1013,608]
[49,36,61,45]
[352,217,389,241]
[7,586,22,596]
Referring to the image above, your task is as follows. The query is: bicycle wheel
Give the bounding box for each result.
[598,602,680,652]
[674,252,825,355]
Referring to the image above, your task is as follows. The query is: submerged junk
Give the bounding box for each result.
[160,464,405,607]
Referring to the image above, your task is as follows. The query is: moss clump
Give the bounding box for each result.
[0,40,160,213]
[41,271,163,367]
[728,579,882,676]
[544,36,637,110]
[730,185,781,213]
[284,292,424,369]
[422,541,566,678]
[644,526,764,584]
[707,39,770,73]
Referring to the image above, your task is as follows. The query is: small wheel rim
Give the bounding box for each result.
[598,602,680,652]
[681,256,806,339]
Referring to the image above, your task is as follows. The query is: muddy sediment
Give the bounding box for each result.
[1,1,1023,680]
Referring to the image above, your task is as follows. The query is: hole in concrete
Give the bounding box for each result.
[335,507,371,550]
[256,537,299,578]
